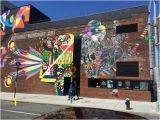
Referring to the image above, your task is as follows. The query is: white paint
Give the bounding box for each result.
[0,109,41,116]
[11,30,55,40]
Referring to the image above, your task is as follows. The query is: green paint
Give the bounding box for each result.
[10,15,14,23]
[93,75,100,78]
[102,69,111,75]
[62,64,70,69]
[26,13,30,17]
[27,66,41,75]
[42,50,50,64]
[30,50,44,60]
[53,49,62,60]
[144,36,154,40]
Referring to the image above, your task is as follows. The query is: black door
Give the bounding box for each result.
[63,77,71,95]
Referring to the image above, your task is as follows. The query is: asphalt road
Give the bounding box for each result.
[1,100,69,119]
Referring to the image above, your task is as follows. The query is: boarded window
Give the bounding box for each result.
[116,62,139,77]
[116,23,138,34]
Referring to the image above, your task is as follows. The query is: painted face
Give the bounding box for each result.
[8,40,16,52]
[4,75,13,87]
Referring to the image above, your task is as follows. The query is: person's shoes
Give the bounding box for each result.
[73,98,76,101]
[68,98,70,100]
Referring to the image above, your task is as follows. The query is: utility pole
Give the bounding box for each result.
[148,0,153,81]
[153,0,160,112]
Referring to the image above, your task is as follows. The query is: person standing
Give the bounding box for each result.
[69,62,79,100]
[68,79,75,100]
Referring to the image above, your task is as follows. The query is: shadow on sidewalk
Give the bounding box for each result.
[33,107,146,119]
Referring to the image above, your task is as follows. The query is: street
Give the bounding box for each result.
[1,100,68,119]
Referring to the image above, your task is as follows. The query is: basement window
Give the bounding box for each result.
[116,23,138,34]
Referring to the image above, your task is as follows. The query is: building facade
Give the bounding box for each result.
[1,5,153,101]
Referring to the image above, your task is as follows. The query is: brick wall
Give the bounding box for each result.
[1,11,151,101]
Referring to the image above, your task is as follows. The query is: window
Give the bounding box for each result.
[116,23,138,34]
[116,62,139,77]
[133,81,140,90]
[107,80,114,88]
[88,79,151,91]
[140,81,149,90]
[100,80,107,88]
[88,78,101,87]
[117,81,124,88]
[124,81,131,89]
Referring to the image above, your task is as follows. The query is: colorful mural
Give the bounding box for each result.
[80,19,148,78]
[40,34,74,95]
[3,19,146,96]
[0,5,30,36]
[81,20,128,78]
[4,33,74,96]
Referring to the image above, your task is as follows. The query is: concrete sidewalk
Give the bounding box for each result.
[1,92,160,117]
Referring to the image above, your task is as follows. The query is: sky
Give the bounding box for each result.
[9,0,160,21]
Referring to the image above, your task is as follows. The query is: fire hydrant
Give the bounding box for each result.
[125,98,130,110]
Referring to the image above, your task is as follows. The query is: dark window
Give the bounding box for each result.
[100,80,107,88]
[116,23,138,34]
[88,78,101,87]
[133,81,140,90]
[116,62,139,77]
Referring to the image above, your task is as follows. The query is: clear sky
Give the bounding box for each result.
[10,0,159,21]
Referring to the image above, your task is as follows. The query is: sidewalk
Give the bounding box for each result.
[1,92,160,116]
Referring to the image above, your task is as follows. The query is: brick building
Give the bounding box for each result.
[1,5,153,101]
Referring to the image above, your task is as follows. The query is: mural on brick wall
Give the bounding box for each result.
[39,34,74,95]
[3,19,147,95]
[81,20,123,78]
[0,5,30,36]
[4,34,74,95]
[4,40,45,87]
[80,20,146,78]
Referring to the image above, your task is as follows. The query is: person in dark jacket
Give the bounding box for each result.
[68,79,75,100]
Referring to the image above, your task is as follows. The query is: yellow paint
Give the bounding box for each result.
[10,41,16,48]
[40,78,56,82]
[14,97,17,106]
[99,25,106,32]
[56,51,73,64]
[60,34,74,46]
[15,19,20,26]
[6,78,12,85]
[39,69,56,82]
